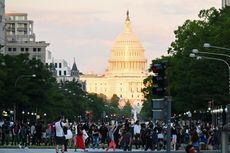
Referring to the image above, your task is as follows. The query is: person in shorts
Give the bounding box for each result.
[55,116,66,153]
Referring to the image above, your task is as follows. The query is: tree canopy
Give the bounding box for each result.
[141,7,230,118]
[0,54,108,122]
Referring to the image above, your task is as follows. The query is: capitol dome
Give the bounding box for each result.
[106,11,147,76]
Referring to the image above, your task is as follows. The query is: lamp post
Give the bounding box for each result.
[192,48,230,58]
[204,43,230,51]
[15,74,36,87]
[14,74,36,122]
[191,52,230,128]
[190,52,230,95]
[202,44,230,93]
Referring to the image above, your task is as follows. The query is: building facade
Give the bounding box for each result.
[4,13,49,63]
[223,0,230,7]
[47,59,71,77]
[0,0,5,54]
[80,11,148,107]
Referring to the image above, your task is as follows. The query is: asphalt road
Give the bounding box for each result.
[0,148,221,153]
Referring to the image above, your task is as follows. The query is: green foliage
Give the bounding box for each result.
[110,94,120,108]
[0,54,107,122]
[141,7,230,118]
[120,101,132,118]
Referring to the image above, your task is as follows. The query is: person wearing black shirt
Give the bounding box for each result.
[99,123,108,149]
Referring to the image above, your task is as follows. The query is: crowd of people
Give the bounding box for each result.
[0,117,221,152]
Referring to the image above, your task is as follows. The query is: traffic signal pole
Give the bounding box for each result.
[151,63,171,153]
[166,96,171,153]
[152,97,171,153]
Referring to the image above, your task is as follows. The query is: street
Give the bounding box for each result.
[0,148,221,153]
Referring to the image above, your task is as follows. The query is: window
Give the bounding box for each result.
[13,48,16,52]
[21,48,24,52]
[64,71,66,75]
[33,48,36,52]
[38,48,41,52]
[8,48,12,51]
[55,63,57,68]
[25,48,29,52]
[59,63,62,68]
[59,71,62,76]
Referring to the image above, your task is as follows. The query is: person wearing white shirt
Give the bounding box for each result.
[55,116,66,153]
[133,120,141,149]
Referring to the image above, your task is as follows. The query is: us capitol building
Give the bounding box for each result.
[80,11,148,109]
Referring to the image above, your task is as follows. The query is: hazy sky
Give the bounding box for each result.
[6,0,221,74]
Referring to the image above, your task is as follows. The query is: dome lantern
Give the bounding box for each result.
[125,10,132,33]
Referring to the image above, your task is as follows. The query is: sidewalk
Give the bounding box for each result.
[0,148,221,153]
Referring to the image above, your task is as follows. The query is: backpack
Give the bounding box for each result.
[52,121,65,137]
[63,126,67,135]
[51,122,56,137]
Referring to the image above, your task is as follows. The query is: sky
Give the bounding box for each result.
[6,0,221,74]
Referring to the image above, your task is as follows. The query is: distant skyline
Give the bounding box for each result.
[6,0,221,74]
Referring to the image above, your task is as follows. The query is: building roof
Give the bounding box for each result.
[71,58,78,71]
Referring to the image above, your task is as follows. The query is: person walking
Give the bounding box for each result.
[75,124,87,152]
[171,125,177,151]
[140,123,147,149]
[99,122,108,149]
[133,120,141,149]
[105,124,117,152]
[144,122,154,151]
[63,120,69,152]
[54,116,66,153]
[119,127,132,151]
[91,124,100,149]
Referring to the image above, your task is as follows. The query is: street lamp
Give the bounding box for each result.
[203,43,230,51]
[190,52,230,95]
[14,74,36,122]
[192,48,230,58]
[15,74,36,87]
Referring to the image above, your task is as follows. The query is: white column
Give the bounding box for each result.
[222,0,230,8]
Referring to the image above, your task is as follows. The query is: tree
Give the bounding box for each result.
[110,94,120,108]
[0,54,59,121]
[141,7,230,118]
[120,101,132,118]
[167,7,230,113]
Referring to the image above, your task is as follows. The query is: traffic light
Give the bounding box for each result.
[151,63,166,96]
